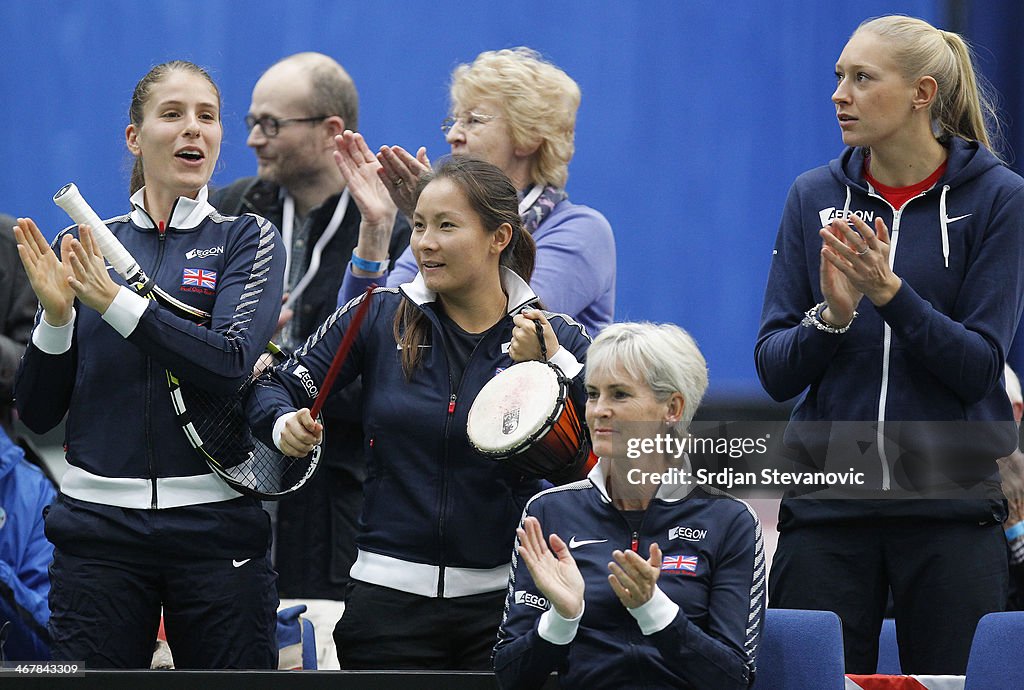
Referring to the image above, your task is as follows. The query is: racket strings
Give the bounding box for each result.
[176,369,318,497]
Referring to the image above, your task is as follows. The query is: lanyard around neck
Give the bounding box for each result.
[281,190,351,309]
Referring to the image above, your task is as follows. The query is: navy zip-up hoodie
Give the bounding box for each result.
[248,268,591,597]
[756,138,1024,525]
[15,187,285,511]
[494,463,765,689]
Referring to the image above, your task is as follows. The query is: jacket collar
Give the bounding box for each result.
[400,266,538,315]
[831,136,999,193]
[588,457,696,504]
[129,186,214,230]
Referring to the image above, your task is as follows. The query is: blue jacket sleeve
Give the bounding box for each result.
[548,311,591,411]
[125,215,285,395]
[493,503,568,690]
[14,339,76,435]
[646,506,764,689]
[755,181,846,402]
[530,205,615,323]
[874,184,1024,404]
[0,463,57,661]
[247,289,376,442]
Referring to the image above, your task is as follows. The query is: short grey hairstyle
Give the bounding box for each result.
[585,322,709,434]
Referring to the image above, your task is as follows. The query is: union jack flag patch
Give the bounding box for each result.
[182,267,217,290]
[661,554,699,574]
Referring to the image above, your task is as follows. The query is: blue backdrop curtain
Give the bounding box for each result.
[957,0,1024,377]
[9,1,1015,403]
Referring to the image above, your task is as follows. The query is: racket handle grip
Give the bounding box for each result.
[53,182,139,280]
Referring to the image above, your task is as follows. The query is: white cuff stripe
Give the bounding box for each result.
[550,347,583,378]
[32,309,77,354]
[537,603,584,645]
[101,286,149,337]
[629,585,679,635]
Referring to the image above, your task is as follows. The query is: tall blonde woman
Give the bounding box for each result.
[756,15,1024,674]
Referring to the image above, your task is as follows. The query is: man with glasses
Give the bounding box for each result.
[210,53,410,635]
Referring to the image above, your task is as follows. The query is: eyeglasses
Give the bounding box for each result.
[245,114,330,138]
[440,111,501,134]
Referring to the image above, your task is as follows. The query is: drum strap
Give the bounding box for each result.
[534,320,548,361]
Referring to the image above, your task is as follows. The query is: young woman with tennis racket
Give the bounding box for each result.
[13,61,285,668]
[248,156,591,670]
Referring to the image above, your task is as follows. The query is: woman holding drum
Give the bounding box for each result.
[247,156,591,670]
[494,322,765,690]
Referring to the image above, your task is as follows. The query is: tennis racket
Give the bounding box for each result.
[53,182,372,499]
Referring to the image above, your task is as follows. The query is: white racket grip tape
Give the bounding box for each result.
[53,182,140,280]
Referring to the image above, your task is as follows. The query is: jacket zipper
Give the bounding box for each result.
[435,318,502,597]
[437,385,456,597]
[865,189,924,490]
[611,501,642,552]
[147,220,169,507]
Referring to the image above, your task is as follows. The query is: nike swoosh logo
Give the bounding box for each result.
[945,213,971,224]
[568,537,608,549]
[232,559,252,568]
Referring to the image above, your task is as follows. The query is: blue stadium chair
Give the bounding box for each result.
[876,618,902,674]
[750,608,846,690]
[964,611,1024,690]
[276,604,317,670]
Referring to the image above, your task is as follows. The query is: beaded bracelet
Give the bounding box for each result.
[800,301,857,334]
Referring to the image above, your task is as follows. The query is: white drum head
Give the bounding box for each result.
[468,361,562,456]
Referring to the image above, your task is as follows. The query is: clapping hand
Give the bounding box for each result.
[335,131,399,276]
[376,144,431,220]
[819,215,901,319]
[608,543,662,609]
[13,217,75,326]
[62,224,120,315]
[334,131,398,227]
[516,516,585,619]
